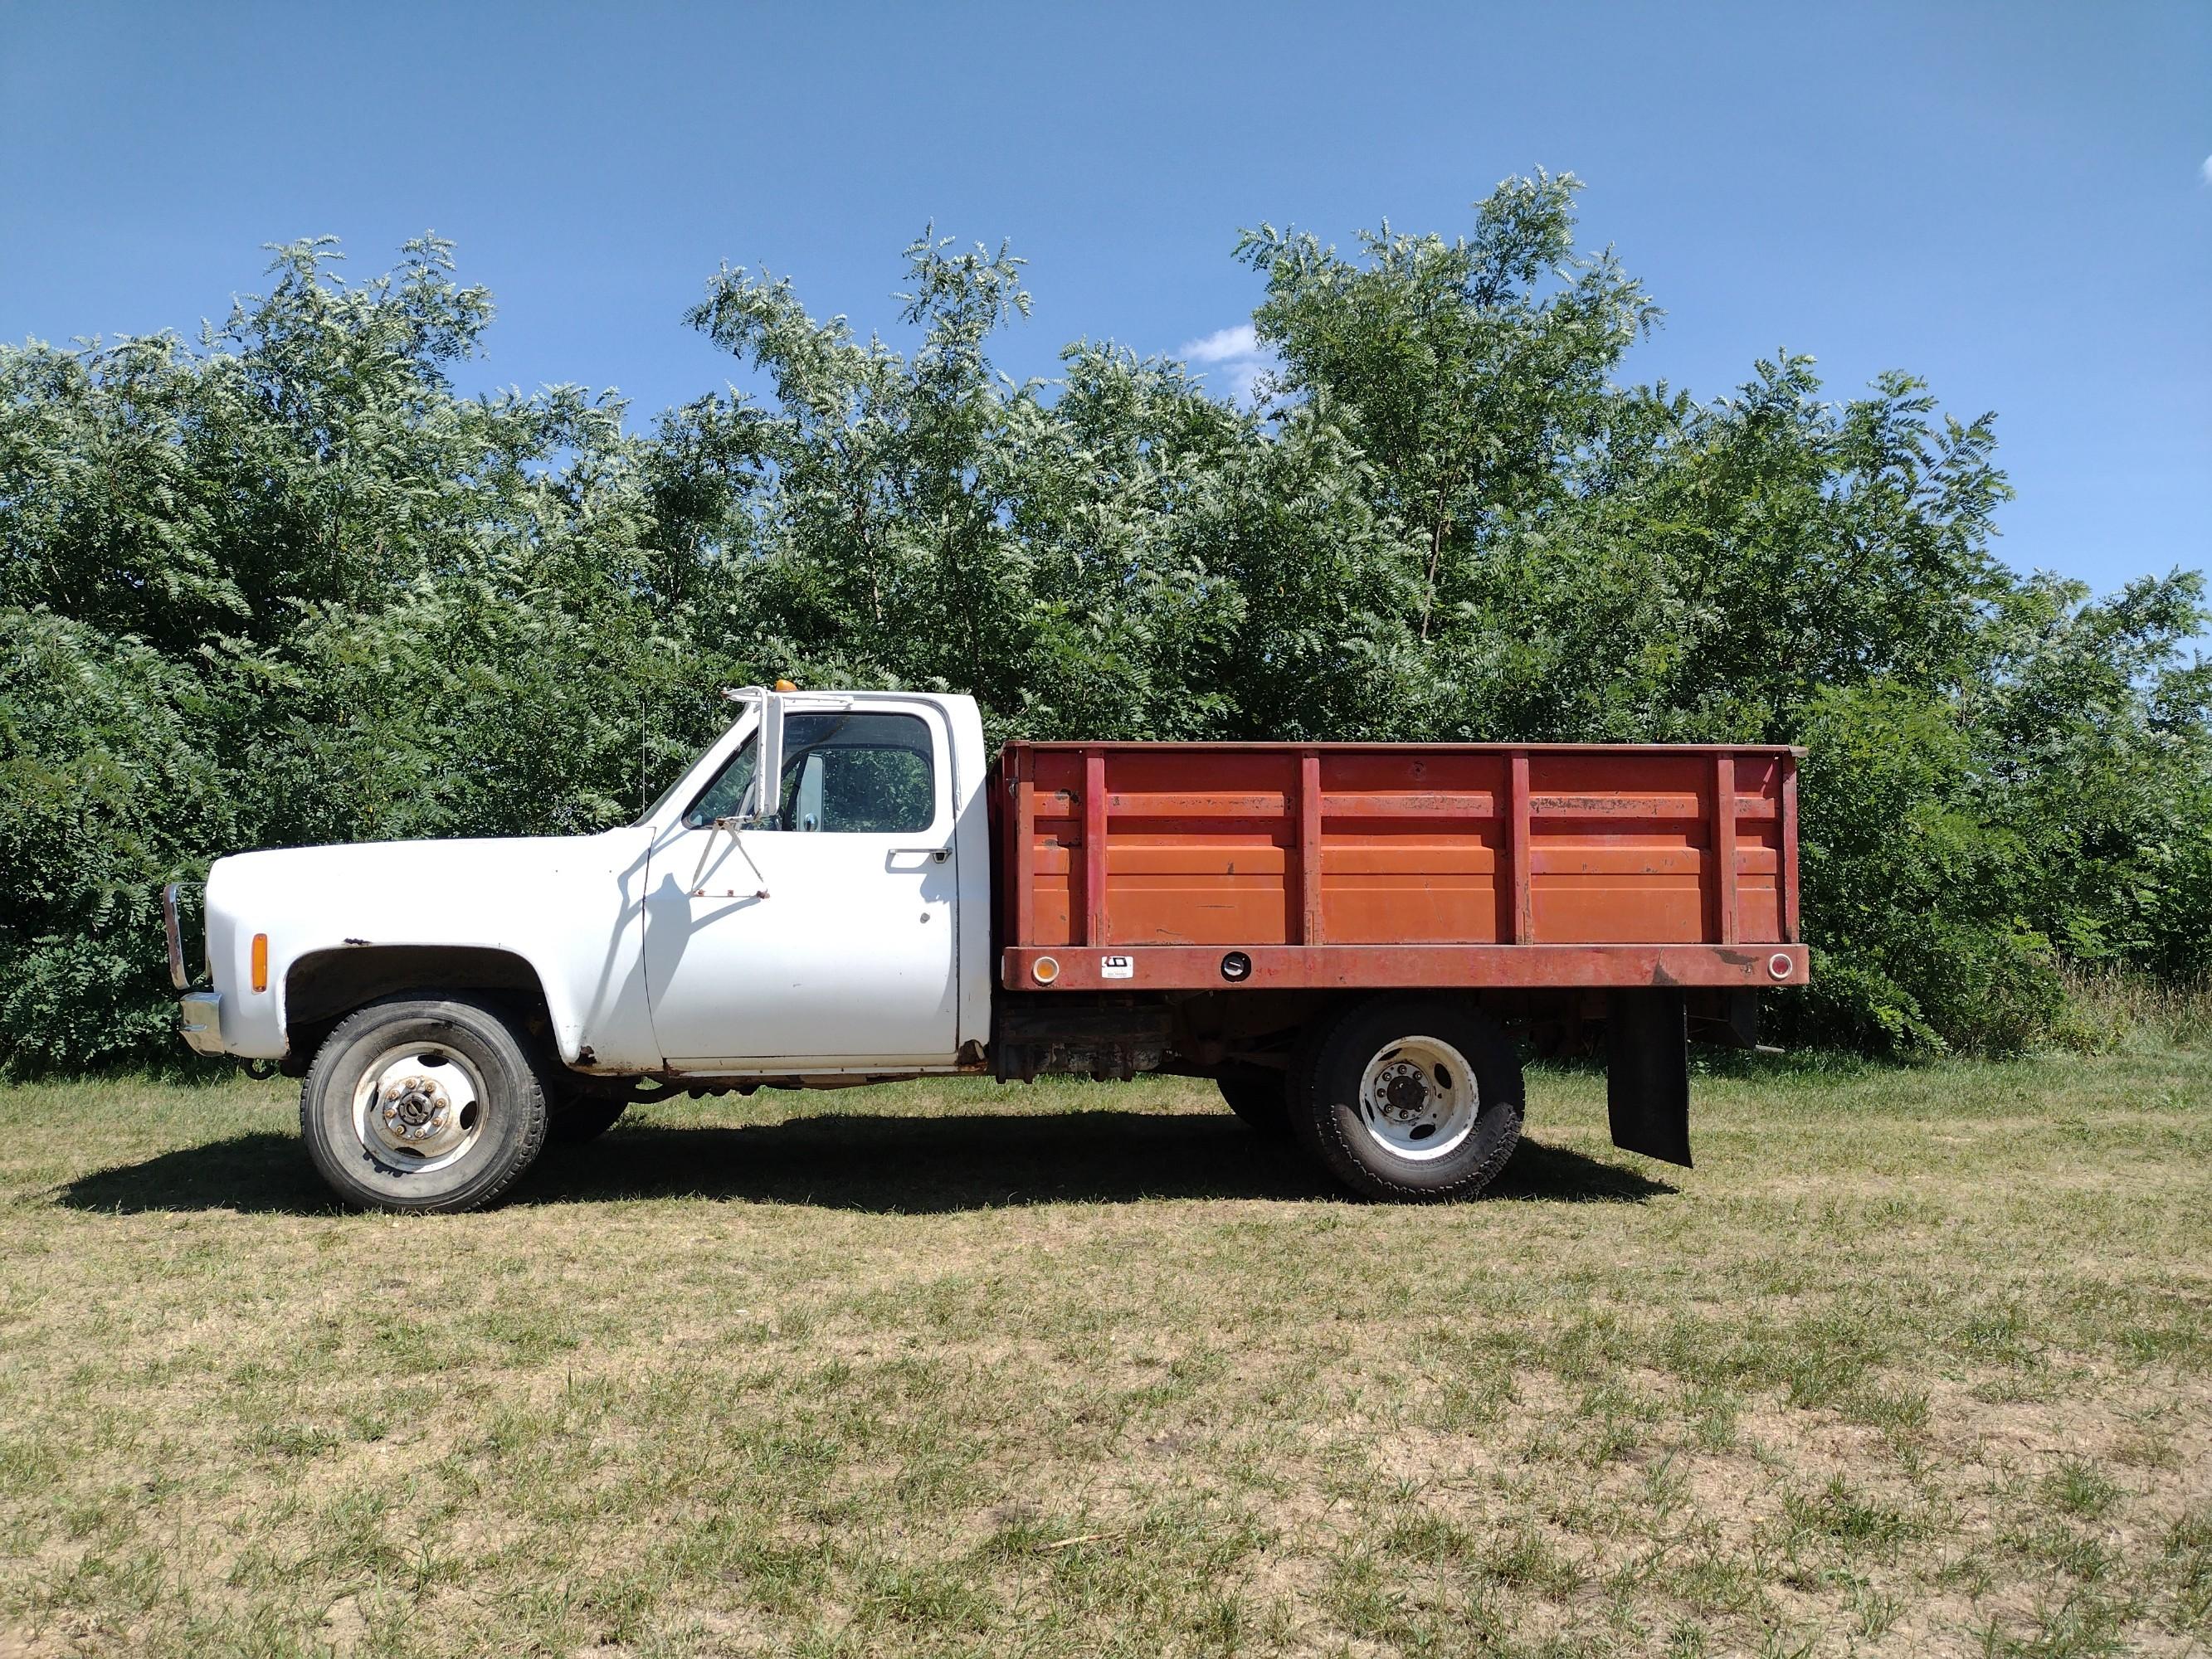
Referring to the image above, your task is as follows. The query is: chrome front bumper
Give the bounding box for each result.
[178,992,224,1056]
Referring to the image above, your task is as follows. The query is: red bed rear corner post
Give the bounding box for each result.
[1083,747,1108,947]
[1298,751,1324,946]
[1781,751,1801,944]
[1713,752,1738,946]
[1013,747,1036,949]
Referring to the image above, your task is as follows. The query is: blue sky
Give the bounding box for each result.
[2,1,2205,601]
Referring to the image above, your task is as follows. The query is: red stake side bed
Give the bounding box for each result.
[994,741,1807,994]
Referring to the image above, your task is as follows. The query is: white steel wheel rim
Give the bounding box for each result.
[350,1041,488,1175]
[1355,1035,1479,1162]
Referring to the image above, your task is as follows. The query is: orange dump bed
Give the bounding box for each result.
[993,742,1808,993]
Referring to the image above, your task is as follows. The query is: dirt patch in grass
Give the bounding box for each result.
[1,1054,2208,1655]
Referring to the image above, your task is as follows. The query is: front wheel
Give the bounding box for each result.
[300,995,550,1213]
[1293,996,1523,1200]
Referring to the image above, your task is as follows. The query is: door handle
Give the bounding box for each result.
[893,848,952,863]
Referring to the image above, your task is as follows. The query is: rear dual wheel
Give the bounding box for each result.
[1290,996,1524,1200]
[1216,1064,1292,1136]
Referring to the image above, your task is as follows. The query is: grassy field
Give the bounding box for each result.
[0,1048,2208,1657]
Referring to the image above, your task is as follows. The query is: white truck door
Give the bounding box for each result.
[641,701,960,1067]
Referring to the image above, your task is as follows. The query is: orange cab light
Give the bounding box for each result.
[250,933,269,993]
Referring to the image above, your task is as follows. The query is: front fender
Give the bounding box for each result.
[202,828,660,1071]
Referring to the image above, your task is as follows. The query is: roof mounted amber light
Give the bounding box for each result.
[1031,956,1060,985]
[250,933,269,993]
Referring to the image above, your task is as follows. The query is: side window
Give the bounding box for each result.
[777,713,935,834]
[682,731,758,829]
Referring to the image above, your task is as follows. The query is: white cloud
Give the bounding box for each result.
[1177,323,1278,404]
[1182,324,1259,364]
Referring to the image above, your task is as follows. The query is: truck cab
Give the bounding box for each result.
[631,688,996,1073]
[177,688,997,1083]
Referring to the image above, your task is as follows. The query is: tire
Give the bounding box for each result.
[548,1093,628,1145]
[1292,995,1524,1201]
[1217,1065,1292,1136]
[300,995,550,1213]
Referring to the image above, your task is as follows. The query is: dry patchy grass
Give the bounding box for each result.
[0,1048,2208,1656]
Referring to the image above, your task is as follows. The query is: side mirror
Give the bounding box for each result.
[792,750,827,831]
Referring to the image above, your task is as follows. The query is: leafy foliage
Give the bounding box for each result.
[2,182,2205,1070]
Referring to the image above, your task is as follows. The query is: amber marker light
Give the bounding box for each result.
[251,933,270,993]
[1031,956,1060,985]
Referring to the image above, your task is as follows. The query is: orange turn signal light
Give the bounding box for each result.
[1031,956,1060,985]
[250,933,269,993]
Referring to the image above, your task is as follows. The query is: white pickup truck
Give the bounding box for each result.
[169,687,1807,1211]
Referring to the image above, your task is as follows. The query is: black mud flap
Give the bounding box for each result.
[1606,988,1692,1167]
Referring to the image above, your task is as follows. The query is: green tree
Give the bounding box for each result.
[2,187,2204,1072]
